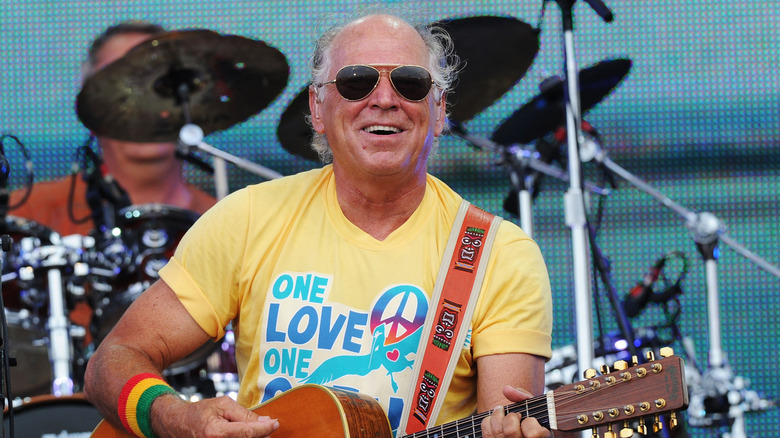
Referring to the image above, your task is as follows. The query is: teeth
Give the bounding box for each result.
[364,125,401,134]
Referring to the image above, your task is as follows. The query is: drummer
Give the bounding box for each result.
[9,20,217,237]
[6,21,218,381]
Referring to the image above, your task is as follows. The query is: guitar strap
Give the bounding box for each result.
[399,200,503,434]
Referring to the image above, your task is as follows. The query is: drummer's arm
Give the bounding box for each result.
[83,279,209,432]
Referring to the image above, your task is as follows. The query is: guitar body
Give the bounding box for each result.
[90,384,392,438]
[250,385,392,437]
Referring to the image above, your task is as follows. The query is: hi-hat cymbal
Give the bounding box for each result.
[492,58,632,146]
[276,15,539,161]
[77,29,289,143]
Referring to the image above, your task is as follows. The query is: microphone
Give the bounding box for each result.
[622,257,666,318]
[82,146,130,233]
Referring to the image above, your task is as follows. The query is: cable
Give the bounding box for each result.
[67,135,97,225]
[1,134,34,211]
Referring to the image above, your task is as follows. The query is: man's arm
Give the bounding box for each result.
[477,353,551,438]
[83,279,278,437]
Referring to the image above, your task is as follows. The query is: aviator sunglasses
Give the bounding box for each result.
[316,64,436,102]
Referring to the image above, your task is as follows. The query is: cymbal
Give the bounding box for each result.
[276,87,319,161]
[491,58,632,146]
[77,29,289,143]
[276,15,539,161]
[436,15,539,123]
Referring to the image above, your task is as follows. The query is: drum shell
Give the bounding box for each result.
[1,215,60,312]
[4,309,51,398]
[3,394,103,438]
[90,204,214,375]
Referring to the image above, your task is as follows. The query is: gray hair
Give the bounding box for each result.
[81,20,165,81]
[307,11,458,163]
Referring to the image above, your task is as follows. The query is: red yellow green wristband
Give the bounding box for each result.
[118,373,178,438]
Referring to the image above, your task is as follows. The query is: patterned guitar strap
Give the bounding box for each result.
[399,200,503,434]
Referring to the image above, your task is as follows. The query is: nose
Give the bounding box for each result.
[368,71,401,106]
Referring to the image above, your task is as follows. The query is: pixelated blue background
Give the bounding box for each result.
[1,1,778,435]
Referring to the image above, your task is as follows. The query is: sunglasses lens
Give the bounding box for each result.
[390,66,432,101]
[335,65,380,100]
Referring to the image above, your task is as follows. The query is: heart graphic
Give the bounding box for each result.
[386,349,400,361]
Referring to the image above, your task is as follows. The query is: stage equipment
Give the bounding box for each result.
[491,58,631,146]
[581,126,779,438]
[76,29,289,143]
[76,29,288,198]
[544,5,617,432]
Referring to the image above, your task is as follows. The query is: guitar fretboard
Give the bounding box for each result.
[403,396,550,438]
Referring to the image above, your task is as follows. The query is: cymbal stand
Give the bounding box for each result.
[445,123,610,239]
[36,242,75,396]
[508,158,538,237]
[1,235,13,438]
[588,142,779,437]
[173,83,282,200]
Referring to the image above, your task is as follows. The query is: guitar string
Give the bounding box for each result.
[405,370,652,438]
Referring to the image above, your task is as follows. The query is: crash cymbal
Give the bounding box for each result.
[436,15,539,123]
[492,58,632,146]
[276,15,539,161]
[77,29,289,142]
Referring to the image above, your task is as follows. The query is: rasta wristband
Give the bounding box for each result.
[118,373,179,438]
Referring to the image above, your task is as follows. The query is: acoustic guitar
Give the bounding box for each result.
[91,350,688,437]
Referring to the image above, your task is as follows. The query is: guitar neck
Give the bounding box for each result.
[403,354,688,437]
[403,397,549,438]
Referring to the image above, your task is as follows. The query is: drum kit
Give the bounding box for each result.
[2,28,288,436]
[2,9,777,438]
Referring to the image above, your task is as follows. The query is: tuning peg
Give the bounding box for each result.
[645,350,655,362]
[620,420,633,437]
[591,428,599,438]
[659,346,674,357]
[584,368,598,379]
[631,355,639,366]
[636,417,648,435]
[600,364,611,375]
[652,415,663,433]
[604,423,617,438]
[613,360,628,370]
[670,412,679,428]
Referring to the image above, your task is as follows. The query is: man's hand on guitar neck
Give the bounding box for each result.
[151,393,280,437]
[481,386,552,438]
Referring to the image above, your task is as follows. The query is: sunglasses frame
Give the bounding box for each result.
[316,64,437,102]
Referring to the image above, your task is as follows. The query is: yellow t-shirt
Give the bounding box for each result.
[160,165,552,432]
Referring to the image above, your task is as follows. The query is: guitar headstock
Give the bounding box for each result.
[550,347,689,436]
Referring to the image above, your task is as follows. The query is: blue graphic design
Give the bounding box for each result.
[301,323,422,392]
[260,277,430,435]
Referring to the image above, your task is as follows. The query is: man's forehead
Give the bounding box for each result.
[331,20,427,66]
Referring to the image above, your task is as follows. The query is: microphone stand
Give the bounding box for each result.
[588,142,778,437]
[552,0,607,399]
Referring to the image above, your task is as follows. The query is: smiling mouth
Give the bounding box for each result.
[364,125,401,135]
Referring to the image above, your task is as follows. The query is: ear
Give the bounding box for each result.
[309,85,325,133]
[433,91,447,137]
